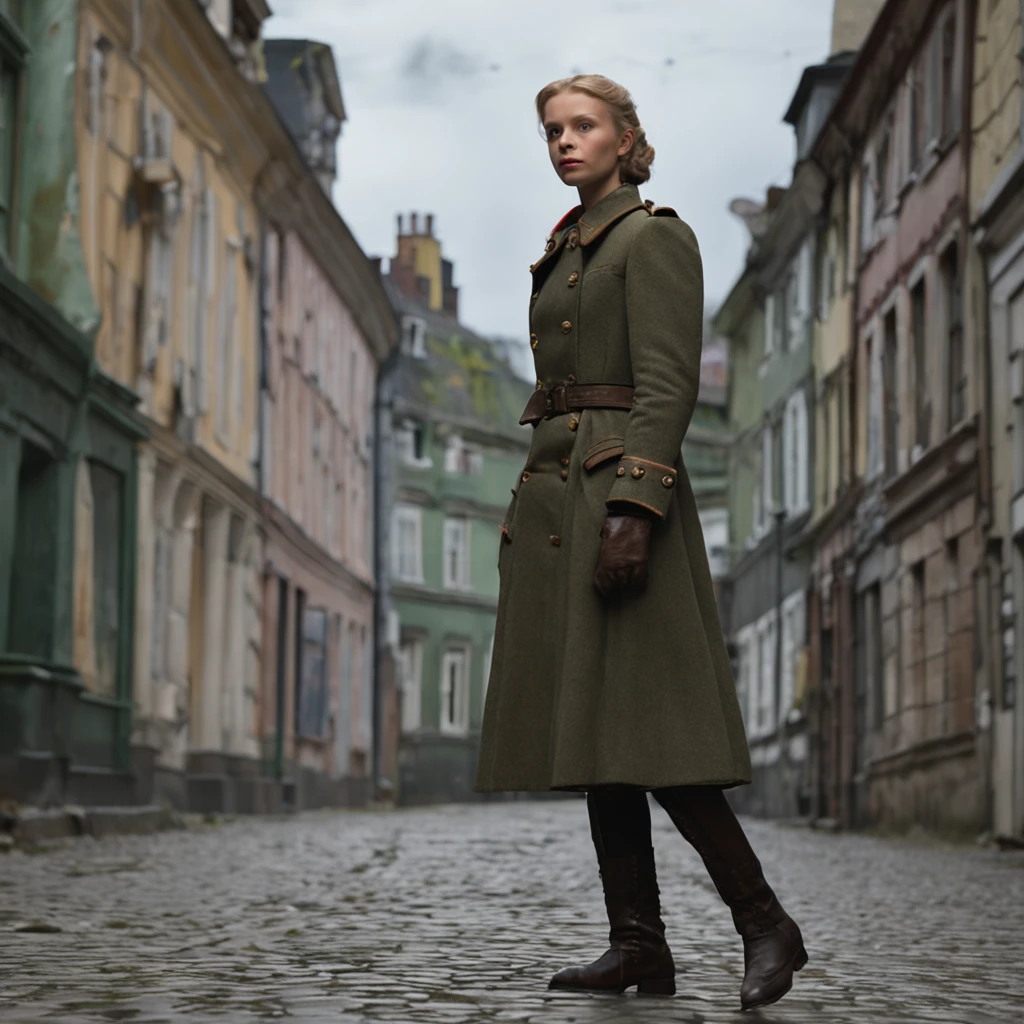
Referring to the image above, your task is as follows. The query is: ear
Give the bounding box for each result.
[617,127,635,159]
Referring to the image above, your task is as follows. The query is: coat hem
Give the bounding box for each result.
[474,774,752,795]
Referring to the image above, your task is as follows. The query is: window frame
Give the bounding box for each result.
[439,646,470,736]
[442,515,471,591]
[391,503,424,584]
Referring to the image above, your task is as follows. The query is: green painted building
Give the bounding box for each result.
[0,0,145,806]
[376,214,533,804]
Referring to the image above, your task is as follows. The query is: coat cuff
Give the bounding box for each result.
[605,455,678,519]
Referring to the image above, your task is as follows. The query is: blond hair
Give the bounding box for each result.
[535,74,655,185]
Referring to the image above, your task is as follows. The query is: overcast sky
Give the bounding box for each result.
[265,1,834,365]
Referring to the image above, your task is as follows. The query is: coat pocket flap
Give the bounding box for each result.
[583,436,625,472]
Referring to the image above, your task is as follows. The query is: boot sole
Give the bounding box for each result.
[740,946,808,1012]
[548,977,677,997]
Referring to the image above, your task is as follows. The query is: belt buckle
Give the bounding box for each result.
[544,384,567,419]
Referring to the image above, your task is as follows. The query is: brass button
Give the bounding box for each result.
[662,475,675,488]
[560,457,570,467]
[616,466,626,477]
[567,374,576,383]
[530,334,539,350]
[545,238,556,253]
[550,535,561,547]
[567,228,579,249]
[536,380,543,390]
[568,416,580,432]
[631,466,645,479]
[531,292,539,301]
[560,469,568,481]
[522,471,531,482]
[561,321,572,333]
[568,272,579,287]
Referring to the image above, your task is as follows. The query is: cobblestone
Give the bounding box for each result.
[1,800,1022,1023]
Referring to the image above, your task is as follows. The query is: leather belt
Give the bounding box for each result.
[520,383,634,426]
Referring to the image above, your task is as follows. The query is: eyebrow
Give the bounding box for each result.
[543,112,600,131]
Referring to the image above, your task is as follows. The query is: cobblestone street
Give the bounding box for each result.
[1,800,1022,1023]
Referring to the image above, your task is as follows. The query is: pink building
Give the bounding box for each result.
[258,40,396,807]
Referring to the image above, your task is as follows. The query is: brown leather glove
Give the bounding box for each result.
[594,514,652,598]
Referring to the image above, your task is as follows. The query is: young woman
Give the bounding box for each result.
[474,74,806,1012]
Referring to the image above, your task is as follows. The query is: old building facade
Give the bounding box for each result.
[971,0,1024,840]
[258,41,395,809]
[376,215,533,805]
[0,0,146,807]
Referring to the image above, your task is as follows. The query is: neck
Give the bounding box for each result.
[578,171,625,212]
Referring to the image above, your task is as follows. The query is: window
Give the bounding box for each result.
[765,293,776,356]
[398,635,423,733]
[444,434,483,475]
[440,647,470,735]
[876,122,891,213]
[821,385,833,506]
[910,57,926,168]
[910,560,926,711]
[216,232,239,441]
[941,240,964,427]
[939,13,957,141]
[781,591,806,725]
[866,584,884,728]
[783,390,808,515]
[757,617,776,737]
[402,315,428,358]
[89,461,124,699]
[883,309,899,478]
[0,4,27,256]
[911,277,930,451]
[188,173,215,415]
[762,423,774,518]
[391,504,423,583]
[443,516,471,591]
[395,418,428,466]
[860,161,875,257]
[297,606,329,739]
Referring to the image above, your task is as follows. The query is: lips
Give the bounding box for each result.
[560,159,582,168]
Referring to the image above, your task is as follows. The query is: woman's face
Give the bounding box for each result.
[543,90,633,190]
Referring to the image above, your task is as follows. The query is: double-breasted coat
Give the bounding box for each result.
[475,183,751,793]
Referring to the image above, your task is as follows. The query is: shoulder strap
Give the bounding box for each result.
[643,199,680,219]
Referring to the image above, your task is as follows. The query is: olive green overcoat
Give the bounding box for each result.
[475,183,751,793]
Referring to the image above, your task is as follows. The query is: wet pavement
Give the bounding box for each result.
[1,799,1022,1023]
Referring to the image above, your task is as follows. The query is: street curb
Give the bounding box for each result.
[1,805,181,845]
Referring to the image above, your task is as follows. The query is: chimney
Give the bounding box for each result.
[396,213,403,237]
[411,212,419,235]
[426,214,434,237]
[369,256,383,276]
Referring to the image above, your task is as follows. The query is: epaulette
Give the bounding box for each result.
[643,199,679,218]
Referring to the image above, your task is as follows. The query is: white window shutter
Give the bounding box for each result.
[765,294,775,354]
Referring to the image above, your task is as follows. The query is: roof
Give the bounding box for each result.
[263,39,346,143]
[383,278,534,445]
[783,52,856,126]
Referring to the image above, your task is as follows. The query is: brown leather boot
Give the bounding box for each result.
[653,786,807,1011]
[548,845,676,995]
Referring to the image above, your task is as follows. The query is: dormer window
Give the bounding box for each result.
[401,315,428,359]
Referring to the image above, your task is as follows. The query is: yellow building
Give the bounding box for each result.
[971,0,1024,841]
[74,0,270,809]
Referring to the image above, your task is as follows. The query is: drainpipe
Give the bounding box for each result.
[372,345,401,798]
[773,505,790,816]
